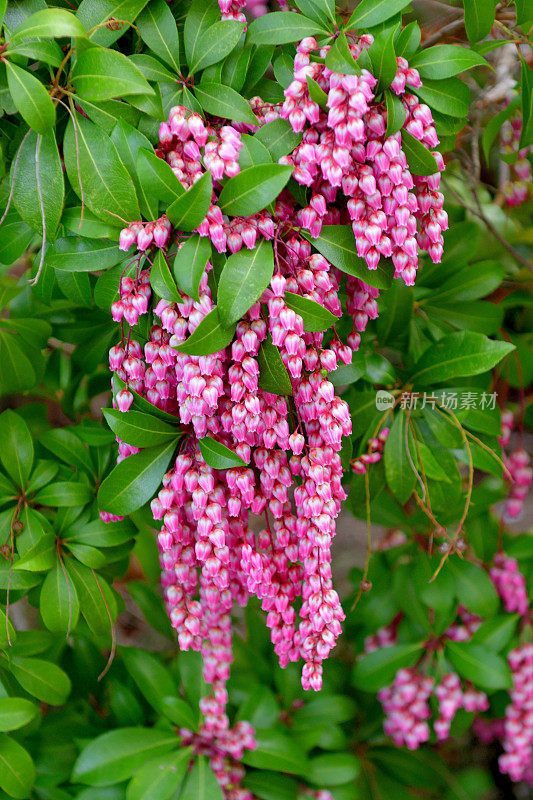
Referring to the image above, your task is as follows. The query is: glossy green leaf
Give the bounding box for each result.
[520,56,533,149]
[446,641,512,691]
[12,130,63,239]
[284,291,338,332]
[411,45,489,79]
[9,656,71,705]
[46,237,122,271]
[254,118,303,160]
[72,729,179,786]
[150,249,181,302]
[72,48,153,101]
[306,75,328,109]
[194,81,257,125]
[98,438,178,516]
[172,307,236,356]
[137,0,180,73]
[66,559,117,637]
[368,26,397,92]
[385,90,406,137]
[257,337,293,396]
[0,733,35,799]
[302,226,393,289]
[158,696,197,730]
[218,239,274,326]
[76,0,150,46]
[222,46,252,92]
[324,31,359,75]
[173,234,211,302]
[471,615,519,652]
[0,698,38,732]
[352,642,425,692]
[448,557,499,617]
[180,755,223,800]
[189,20,244,74]
[401,130,438,176]
[410,332,514,386]
[384,410,417,504]
[121,647,175,711]
[11,7,86,40]
[5,61,55,133]
[33,481,93,507]
[395,21,421,58]
[411,78,470,118]
[126,748,190,800]
[308,753,360,787]
[103,408,179,448]
[242,730,308,775]
[63,116,140,224]
[110,120,158,219]
[40,427,93,474]
[137,147,184,204]
[243,771,299,800]
[294,0,335,27]
[40,560,79,633]
[0,410,33,489]
[236,134,271,170]
[347,0,411,29]
[218,164,293,216]
[463,0,496,43]
[166,171,213,231]
[184,0,220,68]
[198,437,246,469]
[247,12,326,45]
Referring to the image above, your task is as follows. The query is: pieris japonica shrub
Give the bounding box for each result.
[0,0,531,798]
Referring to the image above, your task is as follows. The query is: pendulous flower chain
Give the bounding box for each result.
[103,31,449,795]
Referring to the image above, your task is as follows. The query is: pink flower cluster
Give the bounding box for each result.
[434,673,488,741]
[490,552,529,616]
[500,109,532,207]
[499,645,533,782]
[378,668,434,749]
[279,35,448,286]
[500,408,532,520]
[350,427,389,475]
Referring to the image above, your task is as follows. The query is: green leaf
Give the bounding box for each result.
[189,20,245,74]
[103,408,179,448]
[247,11,326,45]
[242,731,308,775]
[158,696,197,730]
[126,749,190,800]
[98,438,178,516]
[222,46,252,92]
[172,307,236,356]
[183,0,220,70]
[173,234,211,302]
[448,557,499,617]
[306,75,328,109]
[62,207,122,240]
[178,650,208,712]
[14,536,55,573]
[520,56,533,149]
[395,21,421,58]
[218,164,293,216]
[347,0,411,29]
[150,249,181,303]
[0,733,35,799]
[166,170,213,231]
[294,0,335,27]
[0,410,33,489]
[411,45,489,80]
[236,134,271,170]
[307,753,360,787]
[40,560,79,633]
[385,90,406,137]
[446,641,511,691]
[12,130,63,239]
[0,698,38,732]
[137,147,184,205]
[292,695,356,729]
[194,81,257,125]
[56,270,92,306]
[129,53,175,83]
[481,96,520,163]
[410,332,515,386]
[0,331,35,395]
[257,337,293,396]
[401,130,438,176]
[324,31,359,75]
[368,26,397,93]
[471,615,519,652]
[254,118,302,160]
[66,559,117,636]
[198,437,246,469]
[11,7,86,40]
[463,0,495,43]
[137,0,180,73]
[72,47,153,101]
[40,428,93,474]
[218,240,274,326]
[243,772,299,800]
[76,0,150,47]
[411,78,470,118]
[384,410,417,504]
[121,647,175,711]
[112,373,179,422]
[72,729,179,786]
[352,642,425,692]
[283,291,338,332]
[9,656,71,705]
[5,61,54,133]
[33,481,93,507]
[63,116,140,224]
[46,237,122,271]
[179,755,223,800]
[516,0,533,25]
[302,226,393,289]
[110,120,158,219]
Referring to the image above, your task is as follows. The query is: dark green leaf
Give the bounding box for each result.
[254,118,303,160]
[72,729,178,786]
[158,696,197,730]
[218,240,274,326]
[308,753,360,787]
[242,730,308,775]
[172,307,236,356]
[40,560,79,633]
[410,332,514,386]
[302,226,393,289]
[5,61,55,133]
[347,0,411,29]
[221,46,252,92]
[9,656,71,705]
[150,249,181,303]
[179,755,223,800]
[76,0,150,47]
[72,48,153,101]
[173,234,211,302]
[401,130,438,176]
[257,337,293,396]
[121,647,175,711]
[283,291,338,332]
[103,408,179,448]
[446,641,512,691]
[384,410,417,503]
[294,0,335,27]
[218,164,292,216]
[137,147,184,204]
[110,120,158,219]
[183,0,220,68]
[306,75,328,109]
[198,437,246,469]
[66,559,117,636]
[324,31,359,75]
[385,90,406,137]
[98,439,178,516]
[411,45,489,79]
[520,56,533,149]
[137,0,180,73]
[238,134,272,169]
[0,330,35,395]
[463,0,495,43]
[0,410,33,489]
[129,53,175,83]
[448,557,499,617]
[0,733,35,799]
[126,748,190,800]
[166,171,213,231]
[33,481,93,507]
[411,78,470,118]
[243,771,299,800]
[471,615,519,651]
[46,237,122,271]
[40,428,93,474]
[194,81,257,125]
[189,20,245,74]
[352,643,425,692]
[12,130,63,239]
[368,26,397,92]
[247,12,326,45]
